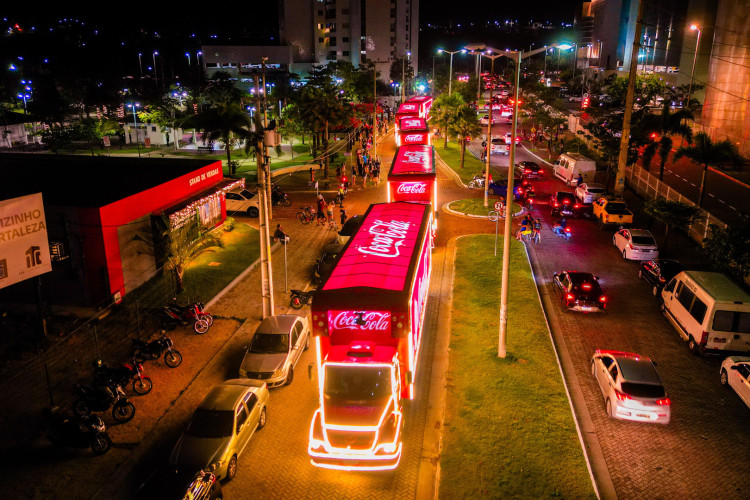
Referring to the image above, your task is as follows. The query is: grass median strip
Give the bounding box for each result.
[434,142,486,185]
[439,235,595,499]
[448,198,522,217]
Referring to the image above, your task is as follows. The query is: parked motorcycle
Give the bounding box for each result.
[162,301,212,334]
[467,174,486,189]
[131,334,182,368]
[93,358,153,395]
[44,407,112,455]
[272,186,292,207]
[289,289,314,309]
[73,382,136,423]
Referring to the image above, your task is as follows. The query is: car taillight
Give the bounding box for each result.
[656,397,671,406]
[614,390,630,402]
[574,204,580,209]
[700,331,708,345]
[599,295,607,302]
[554,202,559,207]
[524,169,531,174]
[563,199,570,204]
[582,284,592,290]
[566,293,575,301]
[564,227,571,233]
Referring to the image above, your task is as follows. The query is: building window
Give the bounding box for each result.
[318,10,323,15]
[151,126,157,132]
[328,51,337,60]
[390,37,396,45]
[343,23,349,28]
[342,37,349,42]
[343,51,350,56]
[406,34,409,40]
[329,37,337,46]
[391,8,396,17]
[317,23,323,29]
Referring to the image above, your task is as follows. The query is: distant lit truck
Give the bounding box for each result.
[308,202,433,470]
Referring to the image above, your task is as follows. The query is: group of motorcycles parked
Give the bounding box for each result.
[43,301,196,457]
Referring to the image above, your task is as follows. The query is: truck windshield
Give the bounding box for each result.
[324,365,392,402]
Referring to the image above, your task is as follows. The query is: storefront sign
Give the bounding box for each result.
[0,193,52,290]
[188,167,221,187]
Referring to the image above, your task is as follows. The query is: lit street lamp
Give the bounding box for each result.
[480,50,504,209]
[688,24,702,109]
[197,51,203,67]
[437,48,467,95]
[152,51,159,85]
[17,93,30,114]
[185,52,191,66]
[138,53,143,78]
[126,102,141,158]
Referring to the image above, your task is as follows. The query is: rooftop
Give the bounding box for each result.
[0,154,218,207]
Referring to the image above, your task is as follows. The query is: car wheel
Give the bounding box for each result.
[285,367,294,386]
[225,455,237,481]
[652,285,659,297]
[247,207,259,218]
[606,399,615,419]
[258,407,267,429]
[720,369,729,386]
[304,335,310,351]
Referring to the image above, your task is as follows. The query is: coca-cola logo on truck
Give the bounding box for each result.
[331,311,391,331]
[404,134,426,143]
[401,150,430,166]
[396,182,427,194]
[357,219,411,258]
[402,119,422,129]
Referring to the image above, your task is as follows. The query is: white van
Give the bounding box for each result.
[553,153,597,186]
[661,271,750,355]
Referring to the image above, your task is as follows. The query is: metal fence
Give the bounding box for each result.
[624,164,726,245]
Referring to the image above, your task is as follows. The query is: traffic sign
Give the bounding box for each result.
[531,127,536,133]
[494,201,504,212]
[488,211,499,222]
[102,136,110,147]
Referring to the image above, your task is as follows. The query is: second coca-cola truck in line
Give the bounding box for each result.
[308,202,433,470]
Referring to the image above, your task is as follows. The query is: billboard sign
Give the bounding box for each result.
[0,193,52,289]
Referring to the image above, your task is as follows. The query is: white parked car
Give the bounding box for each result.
[720,357,750,409]
[575,182,606,204]
[591,350,671,424]
[480,114,495,125]
[613,229,659,260]
[503,132,521,144]
[239,315,310,387]
[225,188,260,218]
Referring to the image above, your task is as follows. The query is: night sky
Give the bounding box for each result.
[421,0,581,25]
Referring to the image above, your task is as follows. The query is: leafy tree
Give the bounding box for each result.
[674,132,744,206]
[390,56,414,94]
[431,93,465,148]
[636,102,693,180]
[702,220,750,282]
[449,104,482,169]
[643,199,701,249]
[140,91,190,150]
[296,83,351,177]
[203,71,244,106]
[187,102,252,175]
[39,124,75,153]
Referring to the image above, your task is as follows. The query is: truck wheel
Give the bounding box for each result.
[688,337,701,355]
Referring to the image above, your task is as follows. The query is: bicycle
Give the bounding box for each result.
[296,206,316,224]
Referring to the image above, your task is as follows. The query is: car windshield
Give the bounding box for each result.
[620,382,665,399]
[491,139,502,144]
[249,333,289,354]
[631,235,656,245]
[240,189,255,199]
[186,409,234,438]
[324,365,392,402]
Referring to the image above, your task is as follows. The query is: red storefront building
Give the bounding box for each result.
[0,155,241,306]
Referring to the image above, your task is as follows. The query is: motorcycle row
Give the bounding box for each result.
[44,326,186,456]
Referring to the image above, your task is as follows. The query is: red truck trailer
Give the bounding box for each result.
[308,202,434,470]
[387,145,437,221]
[395,116,430,147]
[394,102,420,133]
[406,95,433,118]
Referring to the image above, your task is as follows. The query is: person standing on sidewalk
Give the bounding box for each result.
[316,195,327,225]
[326,200,334,224]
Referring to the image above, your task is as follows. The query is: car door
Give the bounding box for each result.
[553,273,565,298]
[731,364,750,407]
[244,392,261,436]
[595,355,615,397]
[290,322,302,366]
[614,230,627,252]
[234,401,252,455]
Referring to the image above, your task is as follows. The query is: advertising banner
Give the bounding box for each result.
[0,193,52,290]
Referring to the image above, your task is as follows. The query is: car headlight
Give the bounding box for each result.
[272,368,285,378]
[210,459,224,472]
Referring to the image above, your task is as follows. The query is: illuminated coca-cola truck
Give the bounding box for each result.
[395,116,430,147]
[308,202,433,470]
[405,95,433,118]
[394,102,420,133]
[387,145,437,217]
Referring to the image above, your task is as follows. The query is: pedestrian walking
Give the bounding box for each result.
[340,208,348,226]
[326,201,334,223]
[309,167,315,182]
[316,195,327,225]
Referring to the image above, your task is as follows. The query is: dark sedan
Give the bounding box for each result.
[638,259,684,296]
[515,161,544,179]
[552,271,607,312]
[550,192,580,217]
[488,178,525,200]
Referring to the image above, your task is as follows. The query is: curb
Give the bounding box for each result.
[442,201,525,220]
[524,243,618,500]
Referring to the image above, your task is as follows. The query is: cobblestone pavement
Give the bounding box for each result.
[524,172,750,499]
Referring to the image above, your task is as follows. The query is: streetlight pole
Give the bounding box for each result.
[400,51,411,103]
[128,102,141,158]
[152,51,159,85]
[254,66,274,318]
[482,52,502,208]
[437,49,466,96]
[185,52,191,66]
[687,24,702,109]
[138,53,143,79]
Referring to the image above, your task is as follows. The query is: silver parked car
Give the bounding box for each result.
[169,379,269,481]
[591,350,671,424]
[239,315,310,387]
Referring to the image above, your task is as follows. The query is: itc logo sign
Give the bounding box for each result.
[331,311,391,331]
[396,182,427,195]
[25,246,42,268]
[357,219,411,258]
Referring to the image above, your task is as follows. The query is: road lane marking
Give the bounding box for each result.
[708,193,715,198]
[719,199,726,204]
[689,182,696,186]
[729,206,737,211]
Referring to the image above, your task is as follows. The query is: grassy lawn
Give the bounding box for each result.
[448,198,522,216]
[434,142,486,185]
[440,235,595,499]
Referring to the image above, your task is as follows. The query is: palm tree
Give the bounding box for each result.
[431,93,464,148]
[449,104,483,169]
[674,132,743,206]
[189,102,252,176]
[297,85,350,178]
[639,102,693,180]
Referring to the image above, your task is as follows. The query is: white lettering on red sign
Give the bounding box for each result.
[331,311,391,331]
[403,119,422,128]
[396,182,427,194]
[358,219,411,258]
[189,167,221,186]
[402,150,430,165]
[404,134,424,143]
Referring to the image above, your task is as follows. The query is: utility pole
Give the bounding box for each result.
[614,0,645,197]
[483,53,502,208]
[261,58,272,219]
[254,72,274,318]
